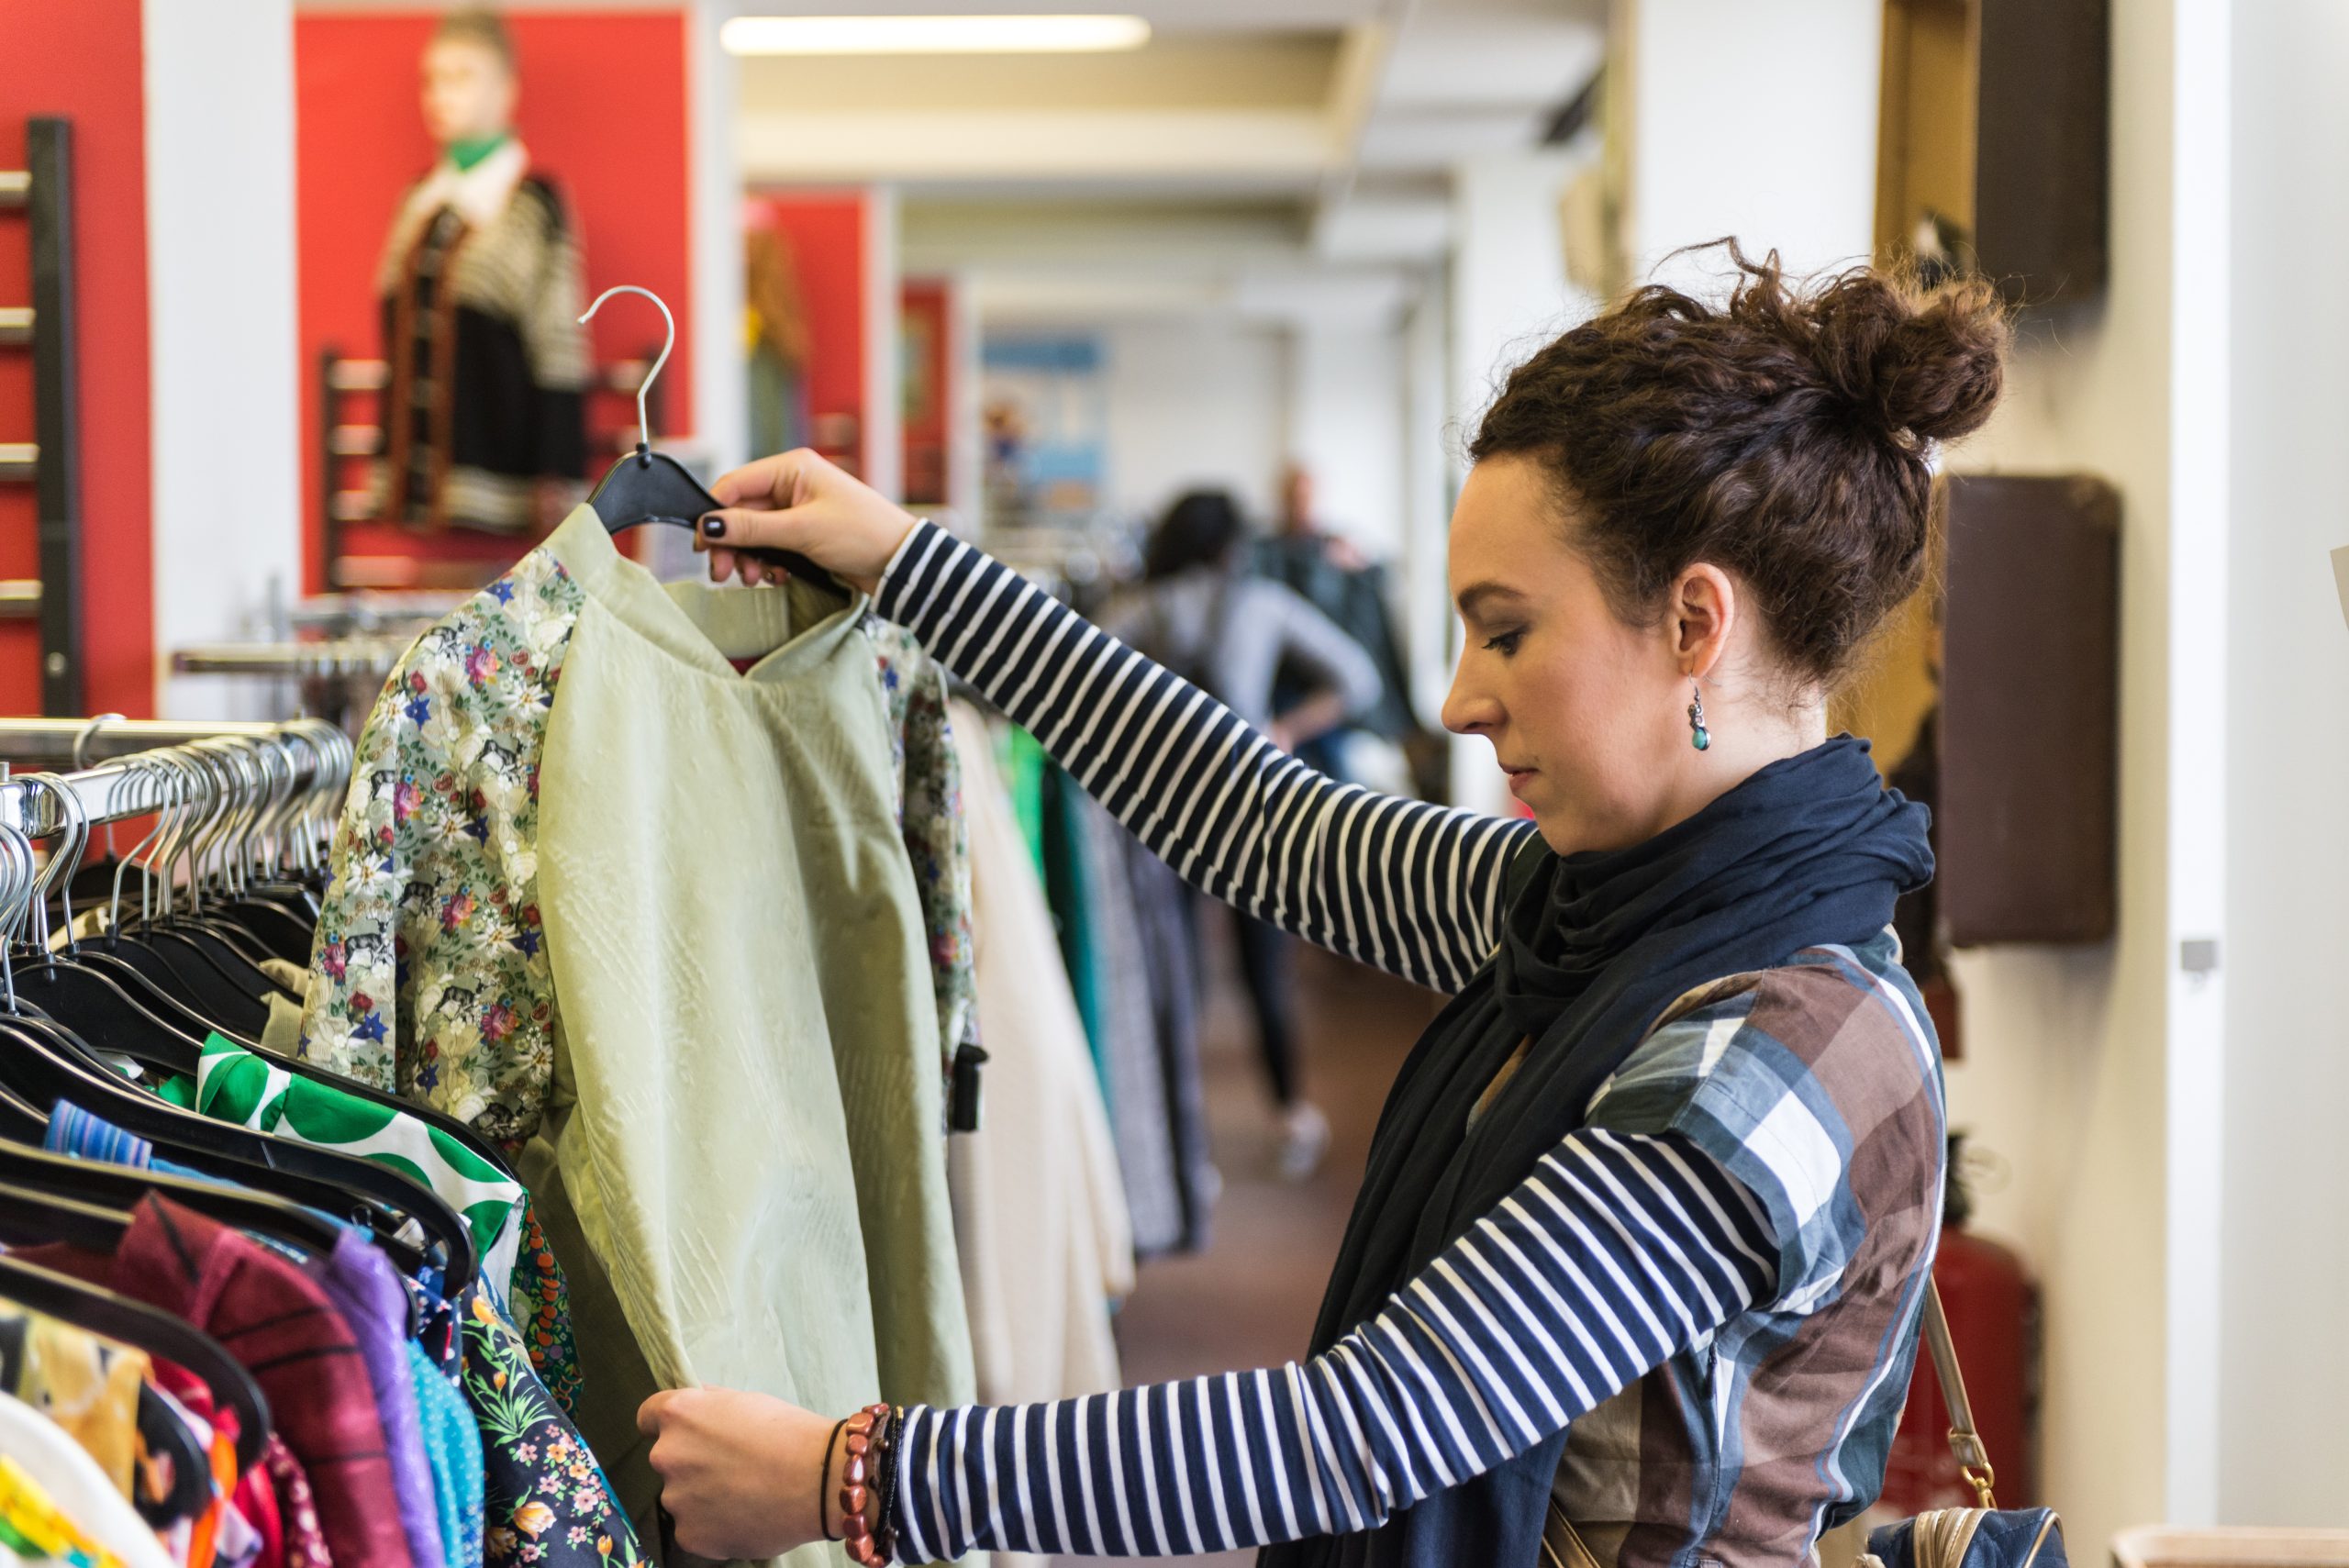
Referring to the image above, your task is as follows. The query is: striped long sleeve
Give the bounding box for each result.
[888,1127,1779,1561]
[876,522,1541,994]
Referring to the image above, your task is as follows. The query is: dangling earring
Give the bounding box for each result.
[1687,679,1711,751]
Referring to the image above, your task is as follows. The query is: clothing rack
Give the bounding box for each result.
[287,589,468,633]
[171,638,409,681]
[0,717,349,840]
[0,116,84,713]
[0,715,323,765]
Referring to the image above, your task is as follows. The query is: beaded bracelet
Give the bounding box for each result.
[870,1407,903,1551]
[835,1402,899,1565]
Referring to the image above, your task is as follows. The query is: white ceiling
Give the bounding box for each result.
[734,0,1604,324]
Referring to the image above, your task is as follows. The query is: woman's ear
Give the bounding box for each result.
[1671,564,1738,679]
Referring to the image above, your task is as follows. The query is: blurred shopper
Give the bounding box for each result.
[1256,463,1423,792]
[652,250,2002,1568]
[1100,489,1382,1179]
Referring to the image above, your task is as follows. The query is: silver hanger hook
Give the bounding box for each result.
[577,284,674,451]
[20,773,85,955]
[0,819,28,1011]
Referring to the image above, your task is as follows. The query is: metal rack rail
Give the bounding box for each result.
[0,717,347,838]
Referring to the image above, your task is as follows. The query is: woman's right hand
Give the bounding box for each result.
[696,448,920,595]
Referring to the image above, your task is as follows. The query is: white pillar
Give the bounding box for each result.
[1400,277,1451,732]
[2163,0,2230,1527]
[1614,0,1883,284]
[1447,150,1585,810]
[863,184,903,501]
[686,1,746,476]
[1448,150,1581,437]
[143,0,301,719]
[1283,320,1406,562]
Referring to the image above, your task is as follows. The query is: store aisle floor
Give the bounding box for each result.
[1095,913,1444,1568]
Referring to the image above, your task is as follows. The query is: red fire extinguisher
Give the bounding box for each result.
[1877,1133,2040,1510]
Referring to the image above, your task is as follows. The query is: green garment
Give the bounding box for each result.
[524,511,971,1568]
[195,1032,527,1272]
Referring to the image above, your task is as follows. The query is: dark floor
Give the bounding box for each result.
[1097,914,1443,1568]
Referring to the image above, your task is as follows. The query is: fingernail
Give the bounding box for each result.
[700,515,727,539]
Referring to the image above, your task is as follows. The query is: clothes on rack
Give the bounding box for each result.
[1030,753,1214,1257]
[945,698,1130,1409]
[0,726,652,1568]
[297,506,976,1563]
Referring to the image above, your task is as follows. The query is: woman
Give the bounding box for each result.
[641,250,2006,1567]
[1100,486,1386,1179]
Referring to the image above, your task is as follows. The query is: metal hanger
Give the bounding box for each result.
[25,743,520,1186]
[579,284,839,589]
[0,815,473,1289]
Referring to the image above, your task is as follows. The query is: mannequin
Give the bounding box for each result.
[373,10,590,534]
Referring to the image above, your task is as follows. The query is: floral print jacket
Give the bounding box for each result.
[300,545,975,1153]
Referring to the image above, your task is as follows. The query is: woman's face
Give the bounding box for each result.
[1442,456,1696,855]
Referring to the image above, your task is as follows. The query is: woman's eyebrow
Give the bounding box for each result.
[1454,582,1528,618]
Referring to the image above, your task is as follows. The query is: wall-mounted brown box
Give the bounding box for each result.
[1876,0,2110,306]
[1939,473,2121,944]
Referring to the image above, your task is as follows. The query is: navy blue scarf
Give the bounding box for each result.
[1263,736,1932,1568]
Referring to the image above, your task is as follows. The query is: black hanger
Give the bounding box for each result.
[0,1017,467,1287]
[0,1253,272,1473]
[14,952,206,1076]
[211,894,316,968]
[0,1140,349,1264]
[580,284,840,590]
[591,443,834,588]
[29,818,518,1186]
[91,929,273,1040]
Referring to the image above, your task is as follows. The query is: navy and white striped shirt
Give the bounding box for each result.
[874,523,1947,1566]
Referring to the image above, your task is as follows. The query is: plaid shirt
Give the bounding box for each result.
[875,525,1946,1566]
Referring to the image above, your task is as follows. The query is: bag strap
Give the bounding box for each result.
[1922,1281,1998,1508]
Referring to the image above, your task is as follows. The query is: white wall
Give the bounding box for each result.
[1285,322,1405,561]
[686,0,746,474]
[1097,318,1288,527]
[144,0,302,718]
[1449,150,1585,432]
[1618,0,1883,285]
[2218,0,2349,1524]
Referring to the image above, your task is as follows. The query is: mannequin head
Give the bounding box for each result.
[421,11,518,150]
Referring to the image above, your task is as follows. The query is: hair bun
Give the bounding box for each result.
[1806,269,2009,445]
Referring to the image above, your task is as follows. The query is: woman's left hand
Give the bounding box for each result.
[638,1386,837,1560]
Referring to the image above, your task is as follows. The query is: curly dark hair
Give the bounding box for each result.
[1468,243,2009,687]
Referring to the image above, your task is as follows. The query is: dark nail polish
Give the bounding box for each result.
[701,515,727,538]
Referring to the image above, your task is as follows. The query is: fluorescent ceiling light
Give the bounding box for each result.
[721,15,1152,56]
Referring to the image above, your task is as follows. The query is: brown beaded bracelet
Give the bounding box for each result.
[837,1402,899,1565]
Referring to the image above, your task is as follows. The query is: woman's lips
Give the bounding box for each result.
[1504,766,1537,798]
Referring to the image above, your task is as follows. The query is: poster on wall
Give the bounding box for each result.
[980,333,1108,529]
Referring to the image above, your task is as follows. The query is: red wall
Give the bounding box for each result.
[749,193,867,476]
[295,10,692,590]
[901,278,951,506]
[0,0,153,717]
